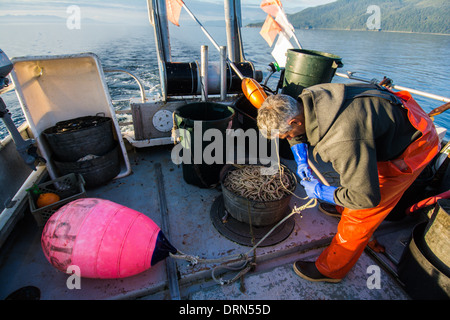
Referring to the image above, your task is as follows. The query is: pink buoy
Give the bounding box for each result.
[41,198,176,279]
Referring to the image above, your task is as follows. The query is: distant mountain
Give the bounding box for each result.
[248,0,450,34]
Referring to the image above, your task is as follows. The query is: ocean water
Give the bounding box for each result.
[0,23,449,140]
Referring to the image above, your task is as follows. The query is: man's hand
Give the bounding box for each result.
[300,177,319,199]
[300,178,337,204]
[291,143,313,180]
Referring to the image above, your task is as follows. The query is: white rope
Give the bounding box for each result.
[169,198,317,285]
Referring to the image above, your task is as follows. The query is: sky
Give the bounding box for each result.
[0,0,337,25]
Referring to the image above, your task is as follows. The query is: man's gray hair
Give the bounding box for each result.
[257,94,301,139]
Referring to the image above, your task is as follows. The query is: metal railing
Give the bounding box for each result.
[335,71,450,103]
[103,68,147,103]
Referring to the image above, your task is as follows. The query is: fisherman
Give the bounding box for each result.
[257,83,440,283]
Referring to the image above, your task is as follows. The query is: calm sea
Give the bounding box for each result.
[0,23,449,140]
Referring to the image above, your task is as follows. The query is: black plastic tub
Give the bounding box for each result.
[54,144,120,188]
[423,199,450,276]
[221,164,297,227]
[43,115,115,162]
[173,102,234,188]
[282,49,343,98]
[398,222,450,299]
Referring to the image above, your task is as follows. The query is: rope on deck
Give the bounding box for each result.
[169,198,317,286]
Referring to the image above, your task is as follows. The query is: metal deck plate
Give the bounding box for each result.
[210,195,295,247]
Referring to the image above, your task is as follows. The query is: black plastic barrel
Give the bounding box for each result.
[173,102,234,188]
[398,222,450,299]
[423,199,450,275]
[282,49,343,98]
[221,164,297,227]
[54,144,120,188]
[43,116,114,162]
[43,115,120,188]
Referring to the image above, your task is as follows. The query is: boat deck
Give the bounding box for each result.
[0,144,413,300]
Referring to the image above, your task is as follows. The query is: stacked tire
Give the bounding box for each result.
[43,115,120,188]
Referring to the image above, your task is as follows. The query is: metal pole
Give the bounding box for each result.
[224,0,237,62]
[201,45,208,102]
[220,46,227,101]
[181,2,245,80]
[335,72,450,103]
[182,4,220,52]
[292,34,302,49]
[147,0,171,101]
[275,5,302,49]
[155,0,172,62]
[233,0,245,61]
[392,85,450,103]
[224,0,234,61]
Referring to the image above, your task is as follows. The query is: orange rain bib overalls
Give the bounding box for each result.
[315,90,441,279]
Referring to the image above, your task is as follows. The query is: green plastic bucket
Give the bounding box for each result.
[282,49,343,98]
[173,102,234,188]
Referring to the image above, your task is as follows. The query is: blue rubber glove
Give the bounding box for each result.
[291,143,313,180]
[300,178,337,204]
